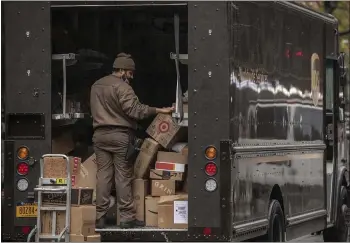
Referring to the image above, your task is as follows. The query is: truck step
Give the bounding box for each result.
[95,226,187,232]
[37,234,65,240]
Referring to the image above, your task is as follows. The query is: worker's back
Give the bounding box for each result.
[90,75,136,131]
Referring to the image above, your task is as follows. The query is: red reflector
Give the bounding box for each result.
[22,226,30,234]
[285,49,290,58]
[205,162,217,176]
[295,51,303,57]
[203,227,212,236]
[17,162,29,176]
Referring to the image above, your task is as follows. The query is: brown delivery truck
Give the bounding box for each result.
[2,1,350,242]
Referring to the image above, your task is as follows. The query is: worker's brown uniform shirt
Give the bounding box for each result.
[90,75,156,150]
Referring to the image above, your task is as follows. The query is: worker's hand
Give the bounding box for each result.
[156,107,175,114]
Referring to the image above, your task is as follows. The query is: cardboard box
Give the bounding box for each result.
[146,114,185,149]
[134,138,160,178]
[43,157,81,187]
[181,146,188,157]
[78,154,96,188]
[155,162,185,173]
[151,180,176,196]
[145,196,160,227]
[77,154,97,201]
[133,179,149,222]
[41,206,96,236]
[155,152,187,173]
[183,178,188,193]
[158,194,188,229]
[42,187,94,206]
[85,235,101,242]
[70,234,101,242]
[71,206,96,236]
[171,143,188,157]
[150,169,183,181]
[171,143,187,153]
[70,234,85,242]
[40,211,51,234]
[41,210,66,235]
[157,151,188,165]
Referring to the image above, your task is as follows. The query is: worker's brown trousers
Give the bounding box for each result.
[93,129,135,222]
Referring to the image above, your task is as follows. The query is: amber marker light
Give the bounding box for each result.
[17,146,29,160]
[205,146,217,160]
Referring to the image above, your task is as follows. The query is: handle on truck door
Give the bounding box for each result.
[173,14,183,123]
[34,187,67,193]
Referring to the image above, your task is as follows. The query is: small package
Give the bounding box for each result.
[157,151,187,165]
[181,146,188,157]
[42,187,94,206]
[77,154,97,201]
[155,152,187,172]
[155,162,185,173]
[134,139,160,178]
[151,180,176,196]
[146,114,186,149]
[150,169,184,181]
[43,157,81,187]
[41,206,96,236]
[69,234,101,242]
[145,196,160,227]
[133,179,149,222]
[158,194,188,229]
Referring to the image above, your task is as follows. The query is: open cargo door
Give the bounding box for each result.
[2,2,52,241]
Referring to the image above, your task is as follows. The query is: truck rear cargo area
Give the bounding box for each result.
[49,3,190,236]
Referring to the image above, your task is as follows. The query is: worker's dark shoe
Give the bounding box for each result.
[120,219,145,229]
[95,216,106,229]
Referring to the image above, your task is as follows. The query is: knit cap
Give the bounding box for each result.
[112,53,135,71]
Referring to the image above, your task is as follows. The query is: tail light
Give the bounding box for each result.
[204,145,218,192]
[203,227,212,236]
[17,178,29,192]
[205,162,217,176]
[17,146,29,160]
[17,162,29,176]
[21,226,31,234]
[205,178,217,192]
[205,146,217,160]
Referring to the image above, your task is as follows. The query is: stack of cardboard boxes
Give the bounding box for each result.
[41,156,101,242]
[134,112,189,229]
[47,109,189,232]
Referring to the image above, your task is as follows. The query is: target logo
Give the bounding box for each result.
[159,121,170,133]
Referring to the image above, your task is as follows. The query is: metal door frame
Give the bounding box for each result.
[2,2,52,240]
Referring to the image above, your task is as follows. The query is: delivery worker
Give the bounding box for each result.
[90,53,174,229]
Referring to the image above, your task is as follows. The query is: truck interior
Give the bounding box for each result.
[50,3,189,229]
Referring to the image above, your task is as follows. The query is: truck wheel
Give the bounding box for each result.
[323,186,348,242]
[267,200,286,242]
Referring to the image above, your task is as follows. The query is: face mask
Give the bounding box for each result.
[122,73,133,84]
[121,74,129,84]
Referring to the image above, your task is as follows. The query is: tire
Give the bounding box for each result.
[323,186,349,242]
[267,200,286,242]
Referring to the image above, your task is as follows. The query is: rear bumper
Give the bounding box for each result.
[97,227,230,242]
